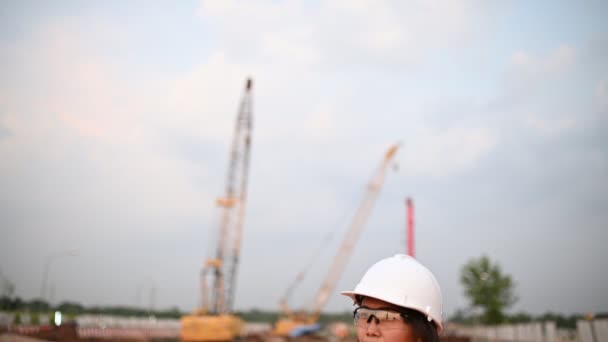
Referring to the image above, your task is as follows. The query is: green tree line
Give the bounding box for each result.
[0,296,183,319]
[1,296,354,323]
[455,255,607,329]
[448,308,608,329]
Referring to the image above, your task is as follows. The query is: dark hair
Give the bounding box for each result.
[401,307,440,342]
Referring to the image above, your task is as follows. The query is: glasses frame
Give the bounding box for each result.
[353,306,409,327]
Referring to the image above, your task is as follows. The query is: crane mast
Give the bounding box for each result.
[406,197,415,257]
[310,143,399,318]
[181,78,252,342]
[203,79,253,314]
[224,78,253,312]
[272,144,399,337]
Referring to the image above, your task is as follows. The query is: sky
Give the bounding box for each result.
[1,0,607,319]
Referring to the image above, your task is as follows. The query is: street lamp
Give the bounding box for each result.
[134,276,157,316]
[40,249,79,305]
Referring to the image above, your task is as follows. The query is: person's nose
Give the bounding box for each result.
[365,319,381,337]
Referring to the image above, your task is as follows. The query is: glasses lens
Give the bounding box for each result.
[354,308,404,329]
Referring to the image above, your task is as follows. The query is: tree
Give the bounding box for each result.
[460,255,517,324]
[508,311,532,323]
[0,271,15,307]
[27,298,50,312]
[31,311,40,325]
[56,301,85,315]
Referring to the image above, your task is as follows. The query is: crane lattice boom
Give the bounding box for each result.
[311,143,399,317]
[201,79,253,315]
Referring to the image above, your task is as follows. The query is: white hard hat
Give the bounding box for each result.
[341,254,443,333]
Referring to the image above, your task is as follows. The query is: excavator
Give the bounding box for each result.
[273,143,400,337]
[181,79,254,342]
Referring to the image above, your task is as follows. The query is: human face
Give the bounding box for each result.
[355,297,417,342]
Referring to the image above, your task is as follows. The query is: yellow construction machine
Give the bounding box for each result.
[273,143,400,337]
[181,79,254,342]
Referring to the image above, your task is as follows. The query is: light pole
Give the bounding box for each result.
[40,249,79,305]
[134,276,157,315]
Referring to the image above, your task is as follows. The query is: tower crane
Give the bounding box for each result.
[181,78,254,342]
[273,143,400,337]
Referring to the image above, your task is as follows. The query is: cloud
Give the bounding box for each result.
[198,0,491,68]
[523,114,576,137]
[162,52,255,141]
[0,24,228,238]
[511,45,576,73]
[400,124,498,178]
[509,45,577,87]
[303,106,336,141]
[0,12,365,254]
[0,22,147,146]
[0,114,15,142]
[595,80,608,112]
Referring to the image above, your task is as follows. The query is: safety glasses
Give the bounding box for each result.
[353,307,408,329]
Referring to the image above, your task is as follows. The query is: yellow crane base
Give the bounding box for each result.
[181,314,244,342]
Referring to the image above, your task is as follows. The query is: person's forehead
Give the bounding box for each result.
[361,296,403,311]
